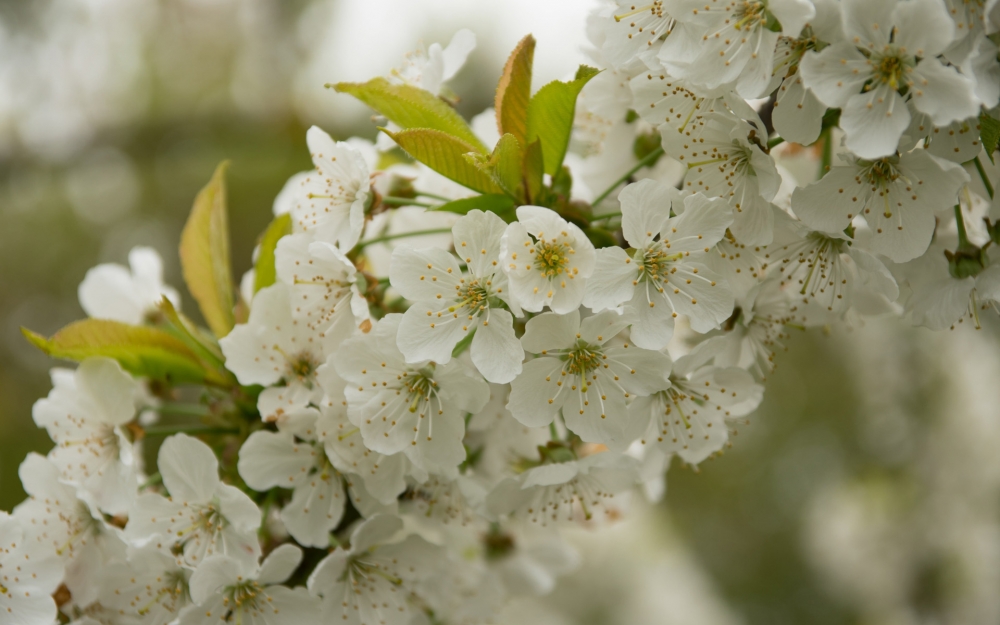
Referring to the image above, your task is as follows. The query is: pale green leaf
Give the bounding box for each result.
[522,139,545,204]
[525,65,600,176]
[157,297,228,372]
[335,78,487,153]
[382,128,503,195]
[179,162,235,338]
[495,35,535,146]
[254,213,292,293]
[981,111,1000,164]
[431,194,516,220]
[466,133,524,200]
[22,320,224,385]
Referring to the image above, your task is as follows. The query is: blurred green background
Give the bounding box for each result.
[3,1,1000,623]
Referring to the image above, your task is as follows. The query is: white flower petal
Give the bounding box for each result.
[470,308,524,384]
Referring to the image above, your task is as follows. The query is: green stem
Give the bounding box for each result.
[139,472,162,491]
[358,227,453,249]
[143,425,241,437]
[549,421,559,441]
[380,196,438,208]
[767,135,785,150]
[955,204,972,248]
[590,211,622,222]
[591,146,665,207]
[820,127,833,178]
[416,191,452,202]
[143,402,212,418]
[974,155,994,200]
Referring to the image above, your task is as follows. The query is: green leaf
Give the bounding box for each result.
[466,133,524,200]
[495,35,535,146]
[451,328,476,358]
[432,194,516,220]
[525,65,600,176]
[382,128,503,195]
[254,213,292,293]
[335,78,487,153]
[22,320,225,385]
[180,162,235,339]
[522,139,545,204]
[157,297,228,372]
[551,165,573,198]
[981,111,1000,164]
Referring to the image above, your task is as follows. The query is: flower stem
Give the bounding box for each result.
[974,155,994,200]
[380,196,438,208]
[357,227,453,249]
[767,135,785,150]
[140,472,162,491]
[143,424,241,437]
[417,191,452,202]
[819,127,833,178]
[955,204,972,248]
[591,146,665,207]
[143,402,212,418]
[590,211,622,222]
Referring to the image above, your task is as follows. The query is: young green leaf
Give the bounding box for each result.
[980,111,1000,164]
[525,65,600,176]
[179,161,236,339]
[466,133,524,200]
[22,320,227,385]
[522,139,545,204]
[253,213,292,293]
[382,127,503,195]
[157,297,228,371]
[335,78,488,153]
[431,194,516,219]
[495,34,535,145]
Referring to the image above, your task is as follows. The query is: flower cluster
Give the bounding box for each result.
[10,1,1000,621]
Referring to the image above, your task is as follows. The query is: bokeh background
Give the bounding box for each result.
[3,1,1000,624]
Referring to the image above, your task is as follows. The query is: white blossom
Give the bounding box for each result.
[389,29,476,96]
[275,232,370,346]
[465,384,551,485]
[14,453,125,608]
[238,428,347,548]
[316,365,409,506]
[507,309,671,445]
[307,515,439,625]
[179,544,320,625]
[500,205,596,314]
[624,356,764,464]
[901,250,1000,330]
[390,209,524,384]
[691,279,796,379]
[78,246,180,325]
[126,434,261,569]
[584,181,736,349]
[220,283,331,426]
[791,150,968,262]
[98,546,190,625]
[663,112,781,245]
[288,126,371,250]
[601,1,674,69]
[0,512,62,625]
[486,451,637,525]
[770,216,900,316]
[799,0,978,158]
[657,0,815,99]
[32,357,140,515]
[334,314,490,477]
